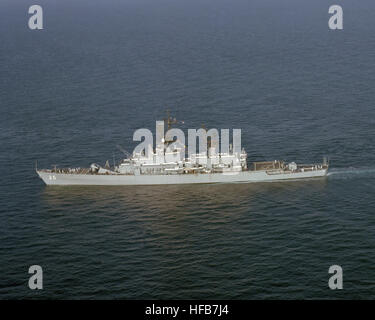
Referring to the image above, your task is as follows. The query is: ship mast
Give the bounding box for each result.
[165,109,178,130]
[164,109,179,143]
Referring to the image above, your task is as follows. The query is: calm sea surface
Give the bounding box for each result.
[1,0,375,299]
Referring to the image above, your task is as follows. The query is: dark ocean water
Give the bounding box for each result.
[1,0,375,299]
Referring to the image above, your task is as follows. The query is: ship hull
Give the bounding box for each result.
[37,169,328,186]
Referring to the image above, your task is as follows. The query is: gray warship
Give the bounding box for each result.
[37,115,329,186]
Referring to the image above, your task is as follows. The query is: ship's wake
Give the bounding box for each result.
[327,167,375,180]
